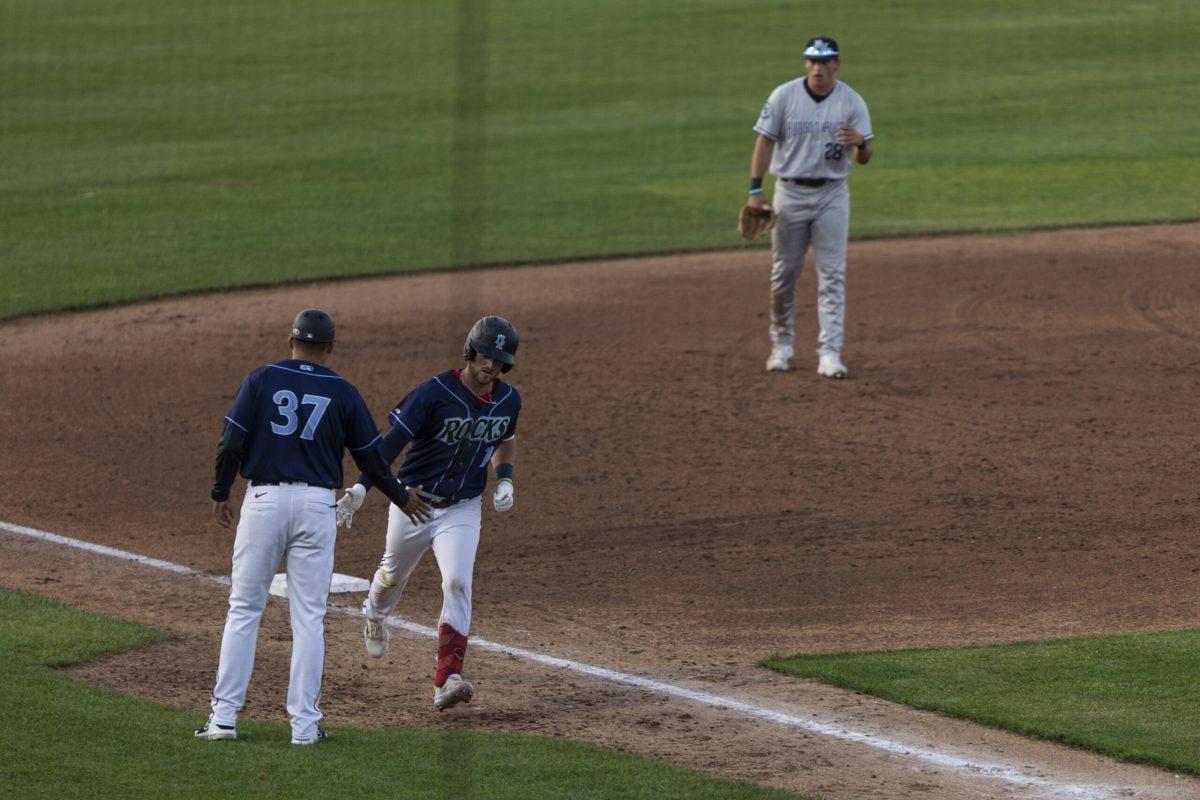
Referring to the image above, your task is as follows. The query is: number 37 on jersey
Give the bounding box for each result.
[271,391,331,440]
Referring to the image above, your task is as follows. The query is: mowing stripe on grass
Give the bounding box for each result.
[0,518,1129,800]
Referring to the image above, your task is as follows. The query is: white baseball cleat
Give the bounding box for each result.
[766,343,793,372]
[363,618,390,658]
[291,726,327,745]
[817,353,848,379]
[194,719,236,740]
[434,674,475,711]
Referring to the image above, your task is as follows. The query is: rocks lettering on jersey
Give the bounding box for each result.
[436,415,511,445]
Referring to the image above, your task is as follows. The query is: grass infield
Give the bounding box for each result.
[764,630,1200,776]
[3,1,1199,318]
[0,587,808,800]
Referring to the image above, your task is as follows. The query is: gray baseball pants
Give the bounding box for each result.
[769,179,850,356]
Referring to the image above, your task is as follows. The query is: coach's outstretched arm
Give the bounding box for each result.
[352,423,413,492]
[350,442,431,525]
[336,422,418,527]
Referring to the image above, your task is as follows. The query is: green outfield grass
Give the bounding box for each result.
[764,630,1200,776]
[3,0,1198,318]
[0,587,807,800]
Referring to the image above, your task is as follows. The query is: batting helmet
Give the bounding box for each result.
[462,316,519,373]
[290,308,335,344]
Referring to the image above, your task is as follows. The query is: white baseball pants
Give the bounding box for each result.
[362,496,481,637]
[208,484,336,743]
[769,178,851,356]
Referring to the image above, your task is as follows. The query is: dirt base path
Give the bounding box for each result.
[4,223,1200,799]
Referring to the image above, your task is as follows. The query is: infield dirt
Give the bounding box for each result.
[4,224,1200,799]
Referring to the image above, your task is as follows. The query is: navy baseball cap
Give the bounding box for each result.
[803,36,839,61]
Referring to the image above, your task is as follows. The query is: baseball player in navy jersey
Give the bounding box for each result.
[195,309,430,744]
[748,36,873,377]
[335,316,521,711]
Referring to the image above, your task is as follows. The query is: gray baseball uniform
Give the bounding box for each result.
[754,78,872,356]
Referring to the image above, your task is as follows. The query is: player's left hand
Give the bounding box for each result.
[213,500,235,529]
[835,125,863,146]
[493,479,514,513]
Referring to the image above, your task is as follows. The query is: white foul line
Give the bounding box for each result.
[0,519,1125,800]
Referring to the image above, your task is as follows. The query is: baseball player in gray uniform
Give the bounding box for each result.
[748,36,873,377]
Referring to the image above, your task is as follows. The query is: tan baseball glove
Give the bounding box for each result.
[737,203,776,240]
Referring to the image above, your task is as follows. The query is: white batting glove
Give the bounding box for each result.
[335,483,367,528]
[493,479,514,513]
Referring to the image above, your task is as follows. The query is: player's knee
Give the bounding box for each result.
[227,601,263,624]
[291,602,328,625]
[376,568,395,589]
[769,271,800,291]
[443,576,470,599]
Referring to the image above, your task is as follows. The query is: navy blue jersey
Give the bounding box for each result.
[359,370,521,502]
[224,360,382,489]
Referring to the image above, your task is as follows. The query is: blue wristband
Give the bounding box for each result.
[748,188,764,196]
[496,463,514,481]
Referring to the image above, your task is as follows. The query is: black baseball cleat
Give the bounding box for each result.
[291,726,326,745]
[194,720,236,740]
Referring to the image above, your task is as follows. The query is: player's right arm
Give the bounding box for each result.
[211,371,257,529]
[350,386,428,493]
[748,135,776,209]
[338,387,431,526]
[749,87,782,209]
[353,422,414,492]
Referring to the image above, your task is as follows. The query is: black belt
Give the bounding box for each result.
[417,491,459,509]
[250,481,325,488]
[783,177,830,187]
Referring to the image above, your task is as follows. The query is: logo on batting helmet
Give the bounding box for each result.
[290,308,335,344]
[463,316,519,373]
[803,36,839,61]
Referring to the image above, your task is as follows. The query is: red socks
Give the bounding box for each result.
[436,623,468,687]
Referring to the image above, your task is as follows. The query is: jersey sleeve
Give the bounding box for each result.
[387,386,432,440]
[224,370,258,434]
[345,387,383,453]
[354,388,427,491]
[752,86,784,141]
[850,93,873,145]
